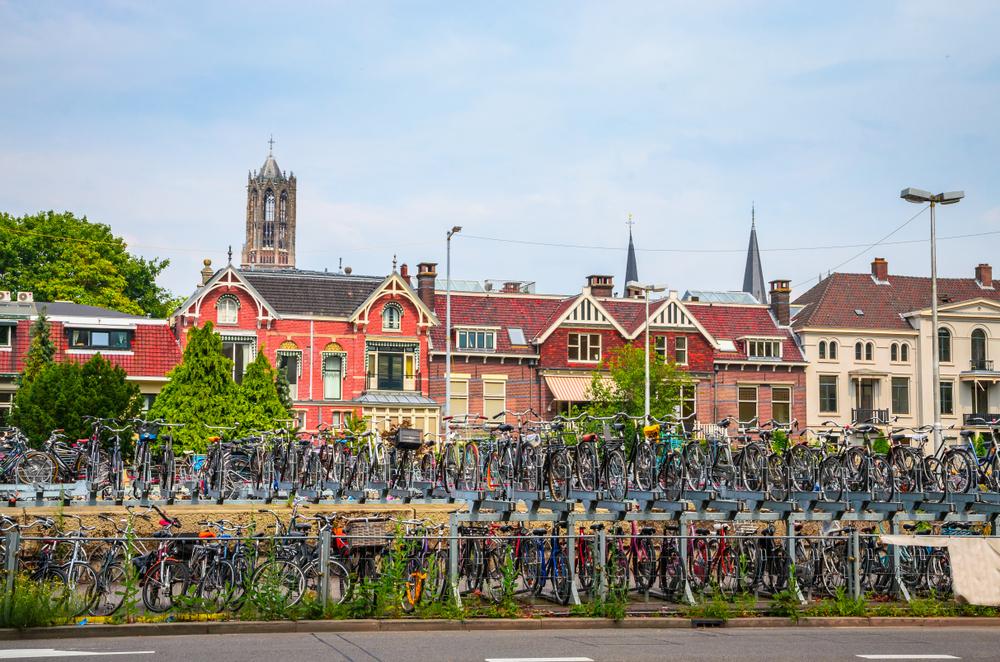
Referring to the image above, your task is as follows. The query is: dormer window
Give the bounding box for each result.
[67,328,132,351]
[216,294,240,325]
[382,303,402,331]
[457,329,495,351]
[746,338,781,360]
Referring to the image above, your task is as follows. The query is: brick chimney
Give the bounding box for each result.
[769,279,791,326]
[399,263,410,286]
[871,257,889,283]
[586,275,614,298]
[416,262,437,311]
[976,263,993,289]
[200,259,214,287]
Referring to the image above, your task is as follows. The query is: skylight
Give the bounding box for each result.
[508,327,527,345]
[718,339,737,352]
[854,309,865,316]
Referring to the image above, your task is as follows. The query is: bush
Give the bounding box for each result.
[0,574,80,628]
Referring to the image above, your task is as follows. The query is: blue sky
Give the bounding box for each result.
[3,1,1000,300]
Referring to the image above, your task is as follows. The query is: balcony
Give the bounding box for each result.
[851,408,890,424]
[970,359,995,372]
[964,413,1000,426]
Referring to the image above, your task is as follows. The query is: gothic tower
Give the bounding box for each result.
[742,204,767,304]
[241,140,297,269]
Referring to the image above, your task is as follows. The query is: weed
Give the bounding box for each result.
[0,574,78,628]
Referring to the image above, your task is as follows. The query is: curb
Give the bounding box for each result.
[3,616,1000,640]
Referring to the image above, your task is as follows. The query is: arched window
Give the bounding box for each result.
[829,341,838,360]
[278,192,288,249]
[263,190,275,248]
[890,343,898,362]
[938,328,952,363]
[972,328,988,368]
[216,295,239,325]
[855,341,863,361]
[865,342,874,361]
[818,340,827,360]
[900,343,909,362]
[323,355,343,400]
[382,303,402,331]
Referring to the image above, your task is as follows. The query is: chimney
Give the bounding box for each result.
[502,281,520,294]
[976,263,993,289]
[625,284,643,299]
[586,275,614,298]
[416,262,437,311]
[399,263,410,286]
[200,259,214,287]
[871,257,889,283]
[769,279,791,326]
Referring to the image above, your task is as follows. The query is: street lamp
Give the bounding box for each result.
[628,281,667,419]
[900,188,964,451]
[444,226,462,428]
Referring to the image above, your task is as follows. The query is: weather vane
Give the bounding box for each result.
[268,134,275,155]
[227,245,233,264]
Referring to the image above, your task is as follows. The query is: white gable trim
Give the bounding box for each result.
[630,294,720,347]
[171,266,279,329]
[903,297,1000,318]
[534,293,628,343]
[349,272,440,328]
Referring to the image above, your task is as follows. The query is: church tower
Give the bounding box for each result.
[241,139,296,269]
[742,204,767,304]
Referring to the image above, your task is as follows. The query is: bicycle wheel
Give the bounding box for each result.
[844,447,868,493]
[518,443,539,491]
[818,455,844,502]
[765,452,790,501]
[686,539,711,594]
[552,543,571,606]
[62,562,98,616]
[251,558,306,607]
[575,442,598,492]
[658,452,684,501]
[922,456,945,499]
[789,445,818,492]
[198,561,237,613]
[632,536,656,592]
[870,455,894,502]
[352,448,372,490]
[738,445,765,492]
[632,440,655,492]
[605,449,627,501]
[715,545,740,598]
[575,538,595,593]
[657,542,685,597]
[520,541,543,594]
[890,447,920,494]
[683,442,707,491]
[546,449,571,501]
[942,450,975,494]
[459,444,481,491]
[419,452,435,484]
[443,444,460,493]
[305,558,351,605]
[142,559,191,613]
[16,451,55,485]
[160,448,175,497]
[88,562,127,617]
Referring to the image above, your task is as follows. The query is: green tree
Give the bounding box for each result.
[586,344,690,429]
[0,211,178,318]
[20,308,55,384]
[148,322,239,451]
[10,354,139,445]
[275,367,294,414]
[234,351,290,431]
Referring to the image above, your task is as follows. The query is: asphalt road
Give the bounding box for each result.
[1,627,998,661]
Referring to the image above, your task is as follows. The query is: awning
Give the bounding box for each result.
[356,392,438,406]
[960,372,1000,383]
[544,374,613,402]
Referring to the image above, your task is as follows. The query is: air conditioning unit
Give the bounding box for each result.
[0,291,11,302]
[17,292,33,303]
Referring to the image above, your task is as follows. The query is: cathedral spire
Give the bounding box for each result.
[624,214,638,285]
[742,203,767,304]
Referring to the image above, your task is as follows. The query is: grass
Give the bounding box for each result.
[0,573,81,629]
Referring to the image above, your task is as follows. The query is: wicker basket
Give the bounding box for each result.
[345,517,390,547]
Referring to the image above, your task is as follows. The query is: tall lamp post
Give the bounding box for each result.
[900,188,964,451]
[444,226,462,428]
[628,281,667,419]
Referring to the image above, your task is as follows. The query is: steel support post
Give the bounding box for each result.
[596,526,607,601]
[851,528,862,600]
[449,515,462,608]
[319,529,331,609]
[4,529,19,620]
[786,514,806,604]
[566,517,582,606]
[890,518,911,603]
[679,525,696,605]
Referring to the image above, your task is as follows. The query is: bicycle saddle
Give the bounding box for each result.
[499,525,513,533]
[581,433,598,443]
[612,422,626,433]
[589,524,605,531]
[640,526,655,536]
[531,527,547,536]
[695,527,710,535]
[890,433,907,442]
[497,424,513,433]
[854,424,877,434]
[960,430,976,438]
[902,523,917,532]
[911,433,928,442]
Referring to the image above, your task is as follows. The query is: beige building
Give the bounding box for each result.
[793,258,1000,431]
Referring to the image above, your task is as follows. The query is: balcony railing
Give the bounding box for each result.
[851,408,890,424]
[970,358,995,372]
[964,413,1000,426]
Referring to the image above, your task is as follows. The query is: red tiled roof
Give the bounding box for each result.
[598,298,647,335]
[793,272,1000,330]
[57,324,182,378]
[686,302,804,363]
[430,292,564,355]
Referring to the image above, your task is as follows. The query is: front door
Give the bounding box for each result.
[859,380,875,411]
[377,353,404,390]
[974,381,990,415]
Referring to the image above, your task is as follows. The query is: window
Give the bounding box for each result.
[508,328,527,345]
[0,391,12,426]
[679,384,696,422]
[375,353,404,390]
[217,295,239,325]
[865,342,874,361]
[818,341,827,360]
[746,339,781,359]
[449,378,469,416]
[456,329,495,351]
[568,333,601,362]
[221,339,254,383]
[276,351,300,400]
[940,381,954,415]
[0,325,10,347]
[819,376,838,413]
[855,341,863,361]
[829,341,838,359]
[483,380,506,420]
[737,386,758,424]
[141,393,156,412]
[772,386,791,424]
[323,355,343,400]
[654,336,667,361]
[263,190,275,248]
[938,328,952,363]
[675,336,688,365]
[382,304,402,331]
[972,329,988,368]
[900,343,909,362]
[68,328,132,350]
[891,377,910,415]
[890,343,898,362]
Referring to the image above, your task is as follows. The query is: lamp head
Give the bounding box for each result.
[900,187,933,204]
[939,191,965,205]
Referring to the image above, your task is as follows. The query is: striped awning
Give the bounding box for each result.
[544,374,613,402]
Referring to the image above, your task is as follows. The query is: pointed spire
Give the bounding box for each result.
[742,206,767,304]
[624,214,639,286]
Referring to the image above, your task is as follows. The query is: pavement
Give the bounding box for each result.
[0,626,998,661]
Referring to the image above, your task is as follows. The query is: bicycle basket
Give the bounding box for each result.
[394,428,423,451]
[345,517,390,547]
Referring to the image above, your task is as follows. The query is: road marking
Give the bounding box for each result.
[0,650,155,659]
[856,656,959,660]
[485,659,594,662]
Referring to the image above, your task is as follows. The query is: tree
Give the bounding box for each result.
[275,367,294,414]
[20,308,55,384]
[10,354,140,445]
[234,351,290,431]
[586,344,690,430]
[0,211,179,318]
[148,322,239,451]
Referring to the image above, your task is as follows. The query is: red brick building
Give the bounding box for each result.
[0,297,182,423]
[170,263,440,433]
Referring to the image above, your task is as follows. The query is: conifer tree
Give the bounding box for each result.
[148,322,238,451]
[20,308,55,384]
[235,351,290,431]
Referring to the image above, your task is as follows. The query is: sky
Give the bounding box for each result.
[3,0,1000,302]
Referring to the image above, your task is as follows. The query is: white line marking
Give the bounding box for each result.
[856,656,960,660]
[0,650,155,659]
[485,658,594,662]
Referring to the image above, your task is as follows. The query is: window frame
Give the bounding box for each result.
[449,377,469,417]
[381,303,402,332]
[865,341,874,362]
[737,386,758,425]
[67,328,133,351]
[0,325,10,348]
[818,340,827,360]
[745,338,781,360]
[938,327,953,364]
[940,380,955,415]
[482,379,506,420]
[829,341,838,360]
[819,375,838,413]
[675,336,688,365]
[891,376,910,415]
[771,386,792,425]
[654,335,667,362]
[456,328,496,352]
[216,294,240,325]
[322,354,344,401]
[568,332,602,363]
